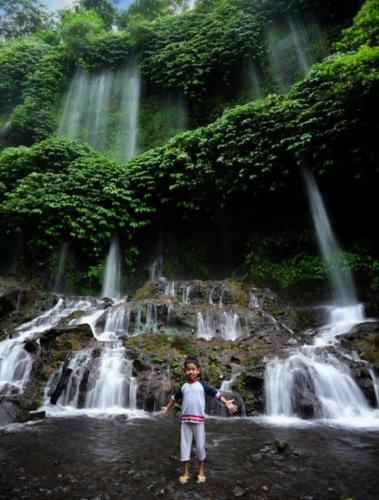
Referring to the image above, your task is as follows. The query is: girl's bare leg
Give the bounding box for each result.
[182,461,190,477]
[198,460,205,476]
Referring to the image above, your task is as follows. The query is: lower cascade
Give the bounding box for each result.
[44,303,139,414]
[263,292,378,425]
[263,171,378,425]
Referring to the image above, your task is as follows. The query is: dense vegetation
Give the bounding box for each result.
[0,0,377,294]
[0,0,365,143]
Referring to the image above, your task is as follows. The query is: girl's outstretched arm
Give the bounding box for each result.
[160,396,177,416]
[219,396,238,413]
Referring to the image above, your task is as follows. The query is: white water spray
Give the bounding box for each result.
[101,238,121,300]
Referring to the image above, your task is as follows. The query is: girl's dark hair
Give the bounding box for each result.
[184,358,200,369]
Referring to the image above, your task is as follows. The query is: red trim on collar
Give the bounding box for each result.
[187,379,198,384]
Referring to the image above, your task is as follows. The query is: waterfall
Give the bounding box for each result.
[164,281,176,297]
[58,61,141,162]
[85,344,133,409]
[369,369,379,408]
[220,311,241,341]
[0,298,96,396]
[220,364,243,393]
[266,17,314,92]
[263,172,376,425]
[197,312,215,341]
[304,170,361,309]
[249,291,259,308]
[44,300,140,415]
[182,285,192,304]
[265,350,374,420]
[149,257,163,281]
[52,242,68,293]
[197,311,242,341]
[248,63,263,100]
[116,63,140,162]
[134,302,158,335]
[101,238,121,300]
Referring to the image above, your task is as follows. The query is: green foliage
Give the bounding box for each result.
[9,45,72,144]
[75,30,132,70]
[0,137,93,193]
[245,230,379,291]
[0,0,377,283]
[139,3,265,99]
[0,38,47,110]
[59,8,106,62]
[336,0,379,51]
[118,0,192,26]
[0,0,52,39]
[0,136,152,263]
[126,46,378,216]
[80,0,116,29]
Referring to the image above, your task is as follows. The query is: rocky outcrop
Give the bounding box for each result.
[1,277,379,425]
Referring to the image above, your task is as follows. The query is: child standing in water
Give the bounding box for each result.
[160,358,238,484]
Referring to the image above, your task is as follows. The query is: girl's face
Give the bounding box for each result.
[185,363,201,381]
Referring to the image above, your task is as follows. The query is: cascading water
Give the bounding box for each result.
[164,281,176,297]
[263,171,376,426]
[182,285,192,304]
[0,298,96,396]
[369,369,379,408]
[197,311,242,341]
[304,171,361,307]
[101,238,121,300]
[248,63,263,100]
[149,257,163,281]
[44,301,140,415]
[52,242,68,293]
[58,61,140,163]
[266,17,315,92]
[134,302,158,335]
[265,351,372,420]
[85,344,136,410]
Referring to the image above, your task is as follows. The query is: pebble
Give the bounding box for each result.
[262,485,269,491]
[233,486,246,497]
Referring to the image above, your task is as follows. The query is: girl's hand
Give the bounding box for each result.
[225,399,238,414]
[160,406,168,416]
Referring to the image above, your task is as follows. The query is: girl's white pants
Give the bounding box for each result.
[180,422,206,462]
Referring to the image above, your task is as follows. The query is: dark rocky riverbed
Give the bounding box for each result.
[1,415,378,499]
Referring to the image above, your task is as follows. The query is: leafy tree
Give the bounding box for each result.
[79,0,116,28]
[0,38,48,110]
[59,8,106,61]
[336,0,379,51]
[117,0,192,26]
[0,0,51,39]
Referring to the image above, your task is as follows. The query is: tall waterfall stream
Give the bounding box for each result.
[264,170,377,426]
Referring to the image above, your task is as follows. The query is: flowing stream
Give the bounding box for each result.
[0,298,96,397]
[43,248,140,416]
[101,237,122,300]
[264,170,377,427]
[58,61,140,162]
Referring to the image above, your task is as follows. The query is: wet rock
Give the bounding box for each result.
[344,321,379,339]
[28,410,46,420]
[243,367,265,391]
[133,358,153,373]
[233,486,246,496]
[39,324,93,351]
[291,365,321,419]
[49,359,72,404]
[0,398,29,425]
[274,439,289,453]
[24,339,39,353]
